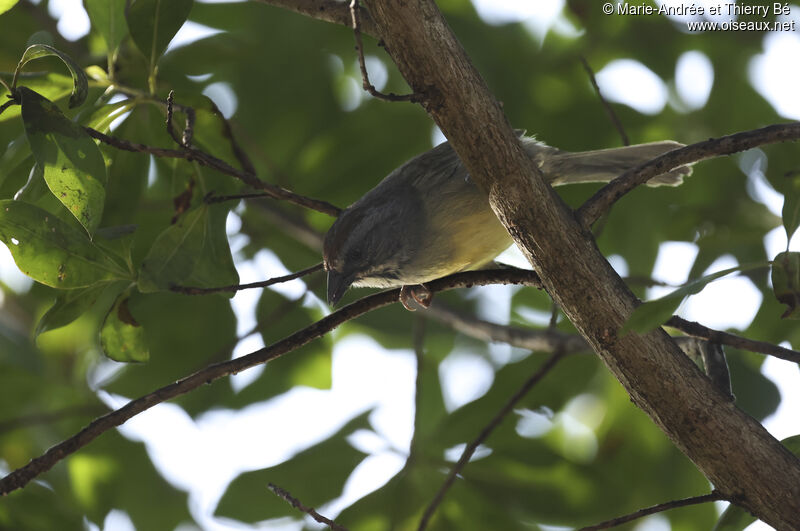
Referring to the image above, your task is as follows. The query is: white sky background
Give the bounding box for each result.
[2,1,800,530]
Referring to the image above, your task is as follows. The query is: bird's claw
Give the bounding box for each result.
[400,284,433,311]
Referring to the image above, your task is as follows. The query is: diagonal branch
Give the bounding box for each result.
[84,126,341,216]
[269,483,349,531]
[666,316,800,363]
[417,350,566,530]
[577,122,800,227]
[579,56,629,146]
[170,262,324,295]
[423,302,589,354]
[577,491,725,530]
[0,268,541,495]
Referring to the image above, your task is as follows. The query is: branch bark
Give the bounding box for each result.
[361,1,800,527]
[0,269,541,495]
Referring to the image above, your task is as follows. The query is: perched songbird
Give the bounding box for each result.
[323,135,690,309]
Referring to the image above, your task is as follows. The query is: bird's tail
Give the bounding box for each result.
[523,139,692,187]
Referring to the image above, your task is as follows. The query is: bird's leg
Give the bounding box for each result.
[399,284,433,311]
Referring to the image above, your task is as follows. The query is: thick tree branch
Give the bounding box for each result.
[577,123,800,227]
[253,0,378,36]
[0,269,541,495]
[362,1,800,527]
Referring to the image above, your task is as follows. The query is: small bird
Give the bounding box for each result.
[323,135,690,309]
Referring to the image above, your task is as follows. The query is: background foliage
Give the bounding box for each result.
[0,0,797,529]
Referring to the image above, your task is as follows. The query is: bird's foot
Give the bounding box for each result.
[399,284,433,311]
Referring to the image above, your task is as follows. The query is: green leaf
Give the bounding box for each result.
[137,206,207,292]
[182,204,239,296]
[12,44,89,108]
[83,99,135,133]
[622,262,769,335]
[100,292,149,362]
[19,87,107,234]
[782,179,800,244]
[0,0,20,16]
[0,200,128,288]
[126,0,193,66]
[83,0,128,52]
[216,411,370,523]
[771,251,800,319]
[35,282,110,338]
[0,73,75,123]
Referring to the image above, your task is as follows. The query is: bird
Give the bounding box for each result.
[323,134,691,309]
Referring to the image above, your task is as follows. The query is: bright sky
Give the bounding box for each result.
[2,1,799,530]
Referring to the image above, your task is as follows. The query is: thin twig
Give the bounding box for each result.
[208,99,256,174]
[580,56,629,146]
[577,122,800,227]
[83,126,342,216]
[417,349,566,531]
[205,192,284,204]
[548,300,559,330]
[182,104,195,147]
[409,315,426,461]
[624,275,681,288]
[165,90,195,147]
[251,201,325,252]
[349,0,419,102]
[0,268,542,495]
[577,491,725,530]
[268,483,349,531]
[423,303,589,354]
[166,90,183,146]
[666,316,800,363]
[171,262,324,295]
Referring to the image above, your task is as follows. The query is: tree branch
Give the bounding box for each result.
[577,122,800,227]
[417,350,566,530]
[84,126,341,217]
[362,1,800,527]
[577,491,725,530]
[253,0,378,36]
[423,302,589,354]
[579,56,629,146]
[0,269,541,495]
[666,316,800,364]
[268,483,349,531]
[170,262,324,295]
[349,0,419,102]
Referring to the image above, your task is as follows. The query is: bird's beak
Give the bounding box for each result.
[327,270,354,307]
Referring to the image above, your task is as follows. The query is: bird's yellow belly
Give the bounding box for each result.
[409,200,513,284]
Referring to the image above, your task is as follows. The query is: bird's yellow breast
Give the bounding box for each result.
[408,192,513,283]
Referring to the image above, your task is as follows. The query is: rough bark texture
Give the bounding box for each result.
[363,0,800,528]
